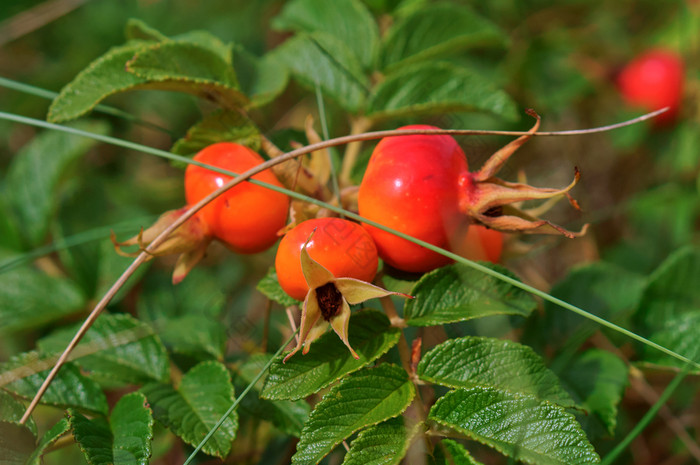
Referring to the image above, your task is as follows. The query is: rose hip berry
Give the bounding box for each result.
[358,125,467,273]
[275,217,379,301]
[114,142,290,284]
[358,115,585,273]
[617,49,684,125]
[185,142,290,253]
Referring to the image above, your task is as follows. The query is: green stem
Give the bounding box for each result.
[0,217,154,274]
[0,76,177,137]
[182,329,298,465]
[601,367,691,465]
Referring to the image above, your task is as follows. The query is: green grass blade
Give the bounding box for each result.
[0,76,176,136]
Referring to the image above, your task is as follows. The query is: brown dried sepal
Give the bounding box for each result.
[111,206,213,284]
[458,110,587,238]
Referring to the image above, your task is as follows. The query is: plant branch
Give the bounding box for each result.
[7,107,695,423]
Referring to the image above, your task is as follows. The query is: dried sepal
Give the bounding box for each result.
[283,234,413,363]
[111,206,213,284]
[458,110,588,237]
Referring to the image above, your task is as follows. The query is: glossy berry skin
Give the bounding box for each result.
[275,218,379,301]
[185,142,289,253]
[358,126,468,273]
[454,225,503,263]
[617,49,684,125]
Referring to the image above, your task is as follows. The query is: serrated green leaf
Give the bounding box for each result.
[123,19,232,65]
[158,314,227,361]
[141,361,237,458]
[292,364,415,465]
[418,337,576,408]
[256,267,300,307]
[69,392,154,465]
[0,352,107,415]
[272,32,369,112]
[261,310,400,400]
[2,120,109,247]
[367,61,518,122]
[48,41,154,123]
[0,421,35,465]
[636,247,700,327]
[528,262,645,352]
[235,354,310,437]
[404,263,536,327]
[171,109,261,157]
[273,0,379,68]
[48,40,245,123]
[38,313,170,385]
[0,390,36,436]
[434,439,484,465]
[125,40,246,108]
[429,387,600,465]
[124,18,168,42]
[170,30,233,65]
[557,349,628,436]
[0,265,86,334]
[642,311,700,372]
[25,417,70,465]
[381,3,506,70]
[344,417,417,465]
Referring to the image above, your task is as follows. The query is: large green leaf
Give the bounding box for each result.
[2,120,109,247]
[125,41,245,105]
[557,349,628,436]
[403,264,536,327]
[0,390,36,436]
[434,439,484,465]
[48,40,245,123]
[418,337,576,408]
[0,352,107,415]
[636,247,700,327]
[273,0,379,68]
[25,418,70,465]
[526,262,645,352]
[171,109,261,157]
[256,266,301,307]
[380,3,506,70]
[261,310,400,400]
[124,18,168,42]
[234,354,310,437]
[69,392,154,465]
[272,32,369,112]
[141,361,237,459]
[0,265,86,334]
[343,417,417,465]
[48,41,154,122]
[0,421,35,465]
[429,387,600,465]
[38,313,170,385]
[642,311,700,372]
[367,61,518,122]
[292,364,415,465]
